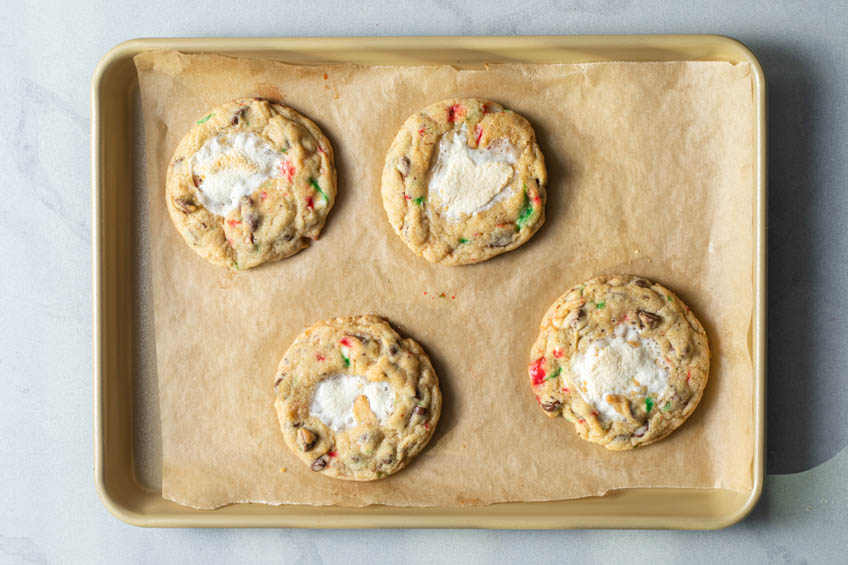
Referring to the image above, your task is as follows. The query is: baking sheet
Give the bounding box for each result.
[135,51,754,509]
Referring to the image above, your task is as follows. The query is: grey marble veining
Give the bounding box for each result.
[1,0,847,563]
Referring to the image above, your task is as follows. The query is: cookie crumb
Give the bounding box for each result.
[279,467,287,473]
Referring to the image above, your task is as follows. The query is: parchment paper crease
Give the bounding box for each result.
[135,51,755,509]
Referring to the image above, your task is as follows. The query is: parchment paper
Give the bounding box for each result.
[135,51,755,509]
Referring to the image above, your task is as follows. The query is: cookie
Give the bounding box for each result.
[165,98,336,270]
[273,314,442,480]
[381,98,547,265]
[528,275,710,450]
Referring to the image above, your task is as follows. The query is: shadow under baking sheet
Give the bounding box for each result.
[755,40,848,474]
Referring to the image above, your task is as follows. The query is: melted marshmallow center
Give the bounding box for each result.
[427,127,517,220]
[189,132,285,215]
[309,374,395,432]
[570,324,669,422]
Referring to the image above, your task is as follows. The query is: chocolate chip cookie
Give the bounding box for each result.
[382,98,547,265]
[529,275,710,450]
[274,314,442,480]
[165,98,336,270]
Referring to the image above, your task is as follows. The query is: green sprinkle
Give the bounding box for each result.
[503,108,513,113]
[662,401,672,412]
[341,353,350,367]
[667,295,673,302]
[546,366,562,381]
[646,397,654,413]
[596,301,606,309]
[309,177,329,202]
[196,113,214,124]
[578,285,585,296]
[232,261,239,270]
[253,242,260,252]
[412,196,425,206]
[515,188,534,231]
[281,147,288,153]
[459,238,470,244]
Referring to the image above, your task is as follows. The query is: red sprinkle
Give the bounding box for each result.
[424,422,430,430]
[578,418,586,424]
[481,103,489,113]
[591,410,598,417]
[227,219,241,227]
[260,191,268,200]
[474,124,483,145]
[280,160,296,182]
[417,127,426,136]
[562,387,569,393]
[322,73,328,80]
[315,353,326,361]
[451,295,455,300]
[339,337,352,347]
[447,104,462,123]
[306,196,314,209]
[686,369,692,383]
[318,146,326,154]
[532,195,542,204]
[404,194,411,200]
[530,357,546,386]
[423,291,427,295]
[328,451,337,458]
[552,347,564,359]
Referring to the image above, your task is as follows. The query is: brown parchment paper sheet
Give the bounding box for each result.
[134,51,755,509]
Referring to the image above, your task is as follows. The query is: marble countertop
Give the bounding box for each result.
[2,0,846,562]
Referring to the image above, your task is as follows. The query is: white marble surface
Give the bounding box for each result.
[2,0,847,562]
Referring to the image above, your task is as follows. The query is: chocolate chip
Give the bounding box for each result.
[311,454,329,471]
[413,405,428,416]
[566,307,586,329]
[634,279,650,288]
[245,213,260,232]
[488,231,513,248]
[273,376,283,387]
[389,345,399,356]
[174,197,197,214]
[352,333,370,344]
[535,177,541,187]
[231,107,248,125]
[192,174,202,188]
[297,428,317,451]
[283,233,294,242]
[397,155,411,178]
[638,310,662,329]
[541,399,562,412]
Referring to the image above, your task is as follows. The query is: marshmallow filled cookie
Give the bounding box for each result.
[165,98,336,270]
[528,275,710,450]
[273,315,442,480]
[381,98,547,265]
